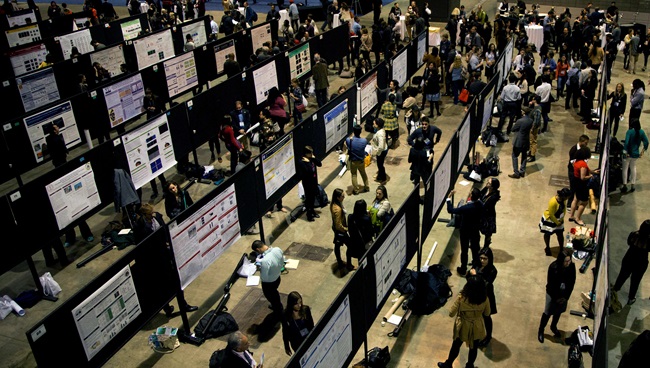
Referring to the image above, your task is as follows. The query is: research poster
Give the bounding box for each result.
[432,148,452,220]
[74,17,90,29]
[360,71,378,118]
[24,101,81,163]
[392,49,408,89]
[59,29,94,60]
[120,19,141,40]
[417,32,426,67]
[253,60,279,105]
[103,73,145,128]
[168,184,241,290]
[6,10,37,27]
[324,99,349,152]
[181,20,207,47]
[90,45,126,78]
[46,162,101,230]
[289,43,311,79]
[482,88,494,130]
[5,24,41,47]
[164,52,198,98]
[250,23,271,54]
[374,215,407,308]
[593,225,608,344]
[262,133,296,199]
[214,40,236,74]
[300,295,353,368]
[17,68,60,112]
[133,29,175,69]
[457,114,471,172]
[9,43,48,77]
[72,265,141,361]
[121,115,176,190]
[504,41,513,76]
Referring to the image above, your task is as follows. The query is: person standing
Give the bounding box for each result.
[539,188,571,256]
[348,199,374,252]
[252,240,284,320]
[408,138,433,186]
[371,118,389,184]
[497,74,522,135]
[568,147,598,227]
[219,115,244,174]
[212,331,263,367]
[469,247,498,347]
[223,53,241,78]
[346,125,369,195]
[312,54,329,107]
[613,220,650,305]
[437,276,491,368]
[143,88,166,120]
[607,83,627,138]
[479,178,501,248]
[579,70,598,122]
[282,292,314,356]
[298,146,322,222]
[229,101,251,152]
[330,188,354,270]
[508,113,533,179]
[627,29,640,74]
[527,96,543,163]
[288,0,299,31]
[535,74,552,133]
[538,248,576,343]
[380,94,399,149]
[629,79,645,121]
[446,188,484,276]
[620,119,649,193]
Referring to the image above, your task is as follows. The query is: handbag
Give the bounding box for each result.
[39,272,62,297]
[302,94,309,107]
[364,154,372,167]
[295,102,307,113]
[367,346,391,368]
[458,88,470,103]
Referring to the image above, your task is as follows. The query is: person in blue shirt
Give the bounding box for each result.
[621,118,649,193]
[345,125,370,195]
[252,240,285,319]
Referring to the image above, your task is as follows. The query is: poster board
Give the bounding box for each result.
[432,144,452,221]
[90,44,126,78]
[252,59,279,105]
[9,43,48,77]
[482,87,495,130]
[457,113,471,172]
[133,29,175,69]
[59,28,94,60]
[373,214,407,307]
[359,70,378,119]
[262,133,296,199]
[6,9,37,27]
[102,73,145,128]
[214,40,236,74]
[5,23,41,47]
[180,20,208,48]
[391,47,408,89]
[45,162,101,230]
[16,68,60,113]
[417,31,426,68]
[289,43,311,80]
[120,18,142,40]
[250,23,272,54]
[164,52,198,98]
[323,98,349,152]
[23,100,82,163]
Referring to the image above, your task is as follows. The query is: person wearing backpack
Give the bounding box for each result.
[565,61,581,110]
[446,188,484,276]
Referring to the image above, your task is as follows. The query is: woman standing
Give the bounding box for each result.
[515,70,529,107]
[484,43,498,80]
[538,248,576,343]
[607,83,627,138]
[289,78,304,126]
[369,185,392,235]
[621,119,649,193]
[298,146,322,222]
[539,188,572,256]
[629,79,645,121]
[449,55,465,105]
[360,28,373,68]
[479,177,501,248]
[613,220,650,305]
[282,291,315,356]
[330,188,354,270]
[568,147,598,227]
[579,70,598,121]
[623,28,634,70]
[371,118,389,184]
[437,276,491,368]
[164,181,194,219]
[587,43,604,72]
[348,199,374,253]
[267,87,289,135]
[423,66,442,117]
[469,247,498,347]
[555,54,570,99]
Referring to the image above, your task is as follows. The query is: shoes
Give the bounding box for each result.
[437,362,451,368]
[218,157,223,163]
[456,266,467,276]
[86,236,94,242]
[548,118,553,122]
[508,173,520,179]
[538,330,544,343]
[628,298,636,305]
[313,213,320,218]
[519,172,526,177]
[210,153,215,162]
[527,156,536,162]
[279,208,288,213]
[643,67,647,72]
[151,192,158,199]
[183,304,198,312]
[621,185,628,193]
[353,190,359,195]
[630,186,636,193]
[361,187,370,193]
[479,336,491,347]
[266,211,273,218]
[551,327,561,338]
[346,263,356,271]
[163,305,175,317]
[307,217,315,222]
[545,247,551,256]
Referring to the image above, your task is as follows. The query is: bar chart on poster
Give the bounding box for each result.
[103,73,145,128]
[262,133,295,199]
[46,162,101,230]
[133,30,175,69]
[24,100,81,163]
[373,215,407,308]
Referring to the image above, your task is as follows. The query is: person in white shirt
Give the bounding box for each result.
[535,74,552,132]
[210,15,219,34]
[498,74,522,134]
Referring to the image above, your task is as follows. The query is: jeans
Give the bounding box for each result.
[556,76,567,96]
[497,101,518,133]
[376,149,388,181]
[512,146,527,175]
[315,88,328,107]
[565,85,579,108]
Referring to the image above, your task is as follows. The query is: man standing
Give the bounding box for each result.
[345,125,369,195]
[406,116,441,151]
[229,101,251,150]
[209,15,219,35]
[244,2,257,28]
[312,54,329,107]
[498,73,522,134]
[224,53,241,78]
[605,33,617,83]
[445,188,483,276]
[509,113,533,179]
[535,74,552,132]
[527,96,542,162]
[252,240,284,320]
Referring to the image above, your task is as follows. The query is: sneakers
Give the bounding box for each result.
[621,185,628,193]
[628,298,637,305]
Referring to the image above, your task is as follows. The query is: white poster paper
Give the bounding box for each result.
[17,68,60,112]
[457,114,471,172]
[9,43,48,77]
[253,60,279,105]
[215,40,236,74]
[90,45,126,78]
[300,295,353,368]
[133,29,175,69]
[251,23,272,54]
[72,265,141,361]
[59,29,94,60]
[504,41,513,77]
[74,17,90,29]
[262,133,296,199]
[5,24,41,47]
[164,52,198,98]
[417,32,426,68]
[289,43,311,80]
[120,19,141,40]
[391,49,408,89]
[168,184,241,290]
[181,20,207,48]
[121,115,176,190]
[46,162,101,230]
[324,99,349,152]
[24,101,81,163]
[374,215,407,307]
[482,88,494,130]
[103,73,145,128]
[6,10,37,27]
[360,71,378,118]
[593,224,608,344]
[432,148,452,220]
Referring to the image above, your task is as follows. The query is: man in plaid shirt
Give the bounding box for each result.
[381,94,399,148]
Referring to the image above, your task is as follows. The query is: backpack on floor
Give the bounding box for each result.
[404,264,453,315]
[194,310,239,340]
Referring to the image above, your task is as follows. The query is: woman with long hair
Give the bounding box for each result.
[330,188,354,270]
[629,79,645,121]
[568,147,598,226]
[369,185,391,235]
[621,118,649,193]
[479,177,501,248]
[579,70,598,121]
[282,291,314,356]
[437,276,490,368]
[587,42,604,71]
[613,220,650,305]
[538,248,576,343]
[164,181,194,219]
[267,86,289,135]
[469,247,498,347]
[555,54,570,99]
[539,188,572,256]
[348,199,374,253]
[484,43,498,80]
[449,54,465,105]
[607,82,627,138]
[423,64,442,117]
[371,118,389,184]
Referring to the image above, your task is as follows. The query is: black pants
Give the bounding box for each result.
[459,229,481,269]
[376,149,388,181]
[630,108,642,121]
[42,239,69,265]
[227,148,239,173]
[65,220,93,244]
[565,85,580,109]
[609,110,622,137]
[444,338,479,366]
[150,174,168,196]
[262,277,283,318]
[333,232,352,266]
[304,186,317,219]
[614,251,649,299]
[497,101,518,133]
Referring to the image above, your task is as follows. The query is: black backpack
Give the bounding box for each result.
[524,64,536,85]
[404,264,453,315]
[569,73,580,89]
[194,311,239,339]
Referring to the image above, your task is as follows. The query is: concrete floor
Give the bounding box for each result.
[1,1,649,367]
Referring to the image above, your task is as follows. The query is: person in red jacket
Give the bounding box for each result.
[219,115,243,174]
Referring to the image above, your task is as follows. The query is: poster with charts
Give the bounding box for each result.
[72,265,141,361]
[253,60,279,105]
[24,100,81,163]
[457,114,471,171]
[103,73,145,128]
[120,19,141,40]
[482,88,494,130]
[181,20,207,48]
[432,148,452,220]
[5,24,41,47]
[59,29,94,60]
[6,10,37,27]
[417,32,426,67]
[324,99,349,152]
[121,114,176,190]
[164,52,198,98]
[168,184,240,290]
[299,295,352,368]
[374,215,407,308]
[17,68,60,112]
[46,162,101,230]
[215,40,236,74]
[9,43,48,77]
[360,71,378,118]
[262,133,296,199]
[250,23,271,54]
[133,29,175,69]
[289,43,311,79]
[391,49,408,89]
[90,45,126,78]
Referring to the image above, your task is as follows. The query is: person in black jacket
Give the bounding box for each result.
[211,331,262,368]
[407,116,442,151]
[408,137,433,186]
[613,220,650,305]
[538,248,576,343]
[282,291,314,356]
[164,181,194,219]
[446,188,484,276]
[607,82,627,137]
[223,53,241,78]
[348,199,374,252]
[298,146,322,221]
[579,70,598,121]
[220,10,234,35]
[469,247,498,347]
[143,88,166,120]
[479,177,501,247]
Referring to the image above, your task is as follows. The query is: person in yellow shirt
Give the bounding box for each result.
[538,188,571,256]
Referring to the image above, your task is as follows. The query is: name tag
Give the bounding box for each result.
[424,138,431,146]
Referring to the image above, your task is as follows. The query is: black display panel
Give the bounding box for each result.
[0,195,23,275]
[310,86,357,158]
[309,24,350,70]
[165,103,194,162]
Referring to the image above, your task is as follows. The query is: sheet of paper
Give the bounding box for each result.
[459,180,471,186]
[118,229,131,235]
[246,275,260,286]
[387,314,402,326]
[284,259,299,269]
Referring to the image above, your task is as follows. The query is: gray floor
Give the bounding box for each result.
[1,2,649,368]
